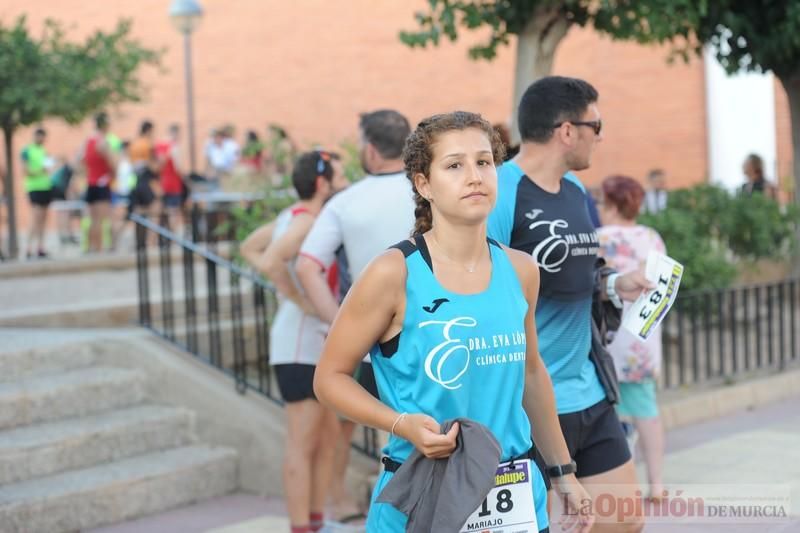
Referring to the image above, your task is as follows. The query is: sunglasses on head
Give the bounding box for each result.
[316,150,331,176]
[553,119,602,136]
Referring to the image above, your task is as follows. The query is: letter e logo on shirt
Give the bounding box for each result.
[418,317,478,390]
[526,209,570,273]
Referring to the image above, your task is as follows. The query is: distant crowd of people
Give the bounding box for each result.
[10,105,782,260]
[15,114,298,258]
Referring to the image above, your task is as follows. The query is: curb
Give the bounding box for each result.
[659,366,800,430]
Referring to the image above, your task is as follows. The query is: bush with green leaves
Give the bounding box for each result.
[639,184,800,291]
[221,138,365,260]
[640,205,736,292]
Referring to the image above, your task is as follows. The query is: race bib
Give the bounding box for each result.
[623,251,684,341]
[459,459,538,533]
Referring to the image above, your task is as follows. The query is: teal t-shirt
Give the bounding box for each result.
[487,161,605,415]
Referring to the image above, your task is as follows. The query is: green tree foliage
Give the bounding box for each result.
[399,1,704,138]
[688,2,800,81]
[0,16,160,257]
[400,0,703,61]
[681,2,800,257]
[226,138,365,264]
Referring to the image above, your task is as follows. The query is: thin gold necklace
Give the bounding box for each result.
[429,233,484,273]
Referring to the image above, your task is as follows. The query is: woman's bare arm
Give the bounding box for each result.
[240,221,276,270]
[314,249,459,458]
[507,247,594,532]
[256,215,314,311]
[314,250,405,430]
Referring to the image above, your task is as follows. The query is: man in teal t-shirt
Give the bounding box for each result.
[21,127,52,258]
[487,76,651,532]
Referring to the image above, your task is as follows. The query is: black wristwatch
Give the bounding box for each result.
[546,460,577,478]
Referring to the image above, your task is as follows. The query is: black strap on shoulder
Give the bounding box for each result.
[390,239,417,258]
[413,234,434,272]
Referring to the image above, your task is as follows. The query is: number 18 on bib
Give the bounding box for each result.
[459,459,538,533]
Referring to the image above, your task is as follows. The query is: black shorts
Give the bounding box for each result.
[28,190,52,207]
[86,185,112,204]
[274,363,316,403]
[536,399,631,488]
[356,361,379,399]
[163,193,183,208]
[50,187,67,201]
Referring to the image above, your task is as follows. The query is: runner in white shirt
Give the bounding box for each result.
[241,150,348,533]
[296,110,414,525]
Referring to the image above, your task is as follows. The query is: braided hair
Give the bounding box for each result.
[402,111,505,235]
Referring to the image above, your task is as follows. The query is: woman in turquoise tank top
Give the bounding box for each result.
[315,112,593,533]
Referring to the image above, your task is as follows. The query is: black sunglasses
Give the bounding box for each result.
[553,119,602,136]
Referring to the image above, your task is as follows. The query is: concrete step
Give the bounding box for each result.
[0,341,95,382]
[0,366,146,431]
[0,405,195,485]
[0,444,238,533]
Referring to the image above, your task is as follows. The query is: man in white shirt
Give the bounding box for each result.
[204,127,239,190]
[296,109,414,522]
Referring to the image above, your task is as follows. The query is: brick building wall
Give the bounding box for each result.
[1,0,793,228]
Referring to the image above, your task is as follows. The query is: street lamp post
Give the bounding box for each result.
[169,0,203,175]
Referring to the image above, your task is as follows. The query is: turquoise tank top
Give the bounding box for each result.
[372,236,533,462]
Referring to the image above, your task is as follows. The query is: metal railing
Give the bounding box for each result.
[659,277,800,389]
[134,209,800,443]
[132,213,380,460]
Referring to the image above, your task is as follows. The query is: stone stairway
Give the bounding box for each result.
[0,341,239,533]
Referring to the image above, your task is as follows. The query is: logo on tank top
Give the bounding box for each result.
[419,317,477,390]
[422,297,450,313]
[419,317,528,389]
[524,209,598,273]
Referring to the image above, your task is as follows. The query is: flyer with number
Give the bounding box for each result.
[622,252,684,341]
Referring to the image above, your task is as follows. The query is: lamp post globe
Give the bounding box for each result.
[169,0,203,34]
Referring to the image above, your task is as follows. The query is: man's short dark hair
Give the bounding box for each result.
[140,120,154,135]
[359,109,411,159]
[518,76,599,143]
[95,112,109,129]
[292,150,341,200]
[34,127,46,137]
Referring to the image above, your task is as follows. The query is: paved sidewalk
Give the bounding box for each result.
[642,396,800,532]
[87,395,800,533]
[90,494,288,533]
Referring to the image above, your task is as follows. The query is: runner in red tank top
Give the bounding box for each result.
[85,135,112,188]
[156,124,186,230]
[83,112,115,252]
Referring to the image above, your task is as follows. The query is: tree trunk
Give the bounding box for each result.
[778,75,800,275]
[510,7,571,144]
[2,126,18,259]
